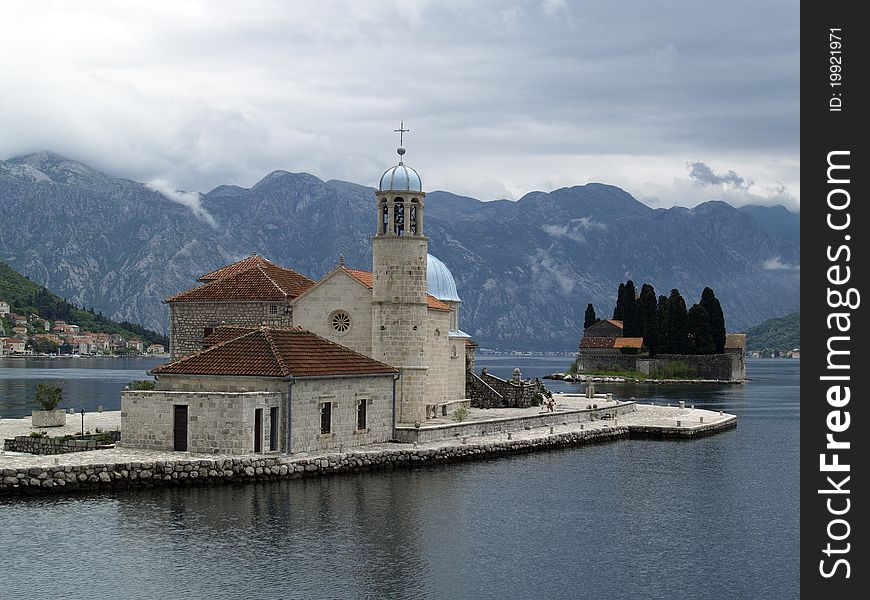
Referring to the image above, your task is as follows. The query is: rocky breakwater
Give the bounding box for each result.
[0,425,627,496]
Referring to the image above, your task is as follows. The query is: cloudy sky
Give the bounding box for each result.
[0,1,799,209]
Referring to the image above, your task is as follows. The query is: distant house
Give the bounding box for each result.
[1,337,26,354]
[9,313,28,326]
[127,338,144,352]
[12,326,29,338]
[147,343,166,355]
[724,333,746,355]
[0,301,10,316]
[108,333,126,350]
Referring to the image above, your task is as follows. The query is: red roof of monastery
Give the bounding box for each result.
[198,254,275,282]
[613,337,644,349]
[339,267,450,311]
[166,264,316,303]
[579,337,617,349]
[341,267,374,288]
[605,319,624,328]
[152,327,397,378]
[725,333,746,349]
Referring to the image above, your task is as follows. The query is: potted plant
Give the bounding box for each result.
[31,384,66,427]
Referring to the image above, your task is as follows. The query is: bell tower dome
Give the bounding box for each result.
[371,122,429,424]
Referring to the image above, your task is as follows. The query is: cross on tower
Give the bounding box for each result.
[394,120,410,146]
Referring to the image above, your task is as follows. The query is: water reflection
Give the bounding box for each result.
[0,359,799,599]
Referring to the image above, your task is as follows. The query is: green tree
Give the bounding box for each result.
[656,294,670,354]
[688,304,716,354]
[622,280,640,336]
[583,303,598,330]
[34,384,63,411]
[640,284,658,354]
[613,283,626,320]
[667,289,690,354]
[30,338,59,354]
[700,287,726,353]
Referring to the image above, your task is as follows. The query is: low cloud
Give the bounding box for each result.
[146,179,217,228]
[762,256,799,271]
[688,161,752,191]
[542,217,607,243]
[529,249,575,296]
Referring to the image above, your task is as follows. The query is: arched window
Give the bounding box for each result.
[381,201,388,234]
[409,199,418,234]
[394,197,405,235]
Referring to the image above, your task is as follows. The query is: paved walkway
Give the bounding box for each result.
[1,402,735,471]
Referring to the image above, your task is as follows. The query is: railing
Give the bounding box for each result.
[467,371,504,408]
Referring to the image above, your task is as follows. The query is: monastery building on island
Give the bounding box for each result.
[121,141,476,455]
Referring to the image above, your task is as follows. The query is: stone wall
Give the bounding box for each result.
[291,272,373,358]
[475,371,544,408]
[425,309,452,408]
[636,353,745,381]
[4,431,122,455]
[169,301,293,359]
[395,401,638,443]
[0,426,628,495]
[121,390,285,454]
[574,353,643,373]
[289,376,394,453]
[576,351,745,381]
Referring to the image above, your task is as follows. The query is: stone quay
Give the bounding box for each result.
[1,397,736,496]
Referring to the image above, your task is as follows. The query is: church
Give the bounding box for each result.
[121,138,476,455]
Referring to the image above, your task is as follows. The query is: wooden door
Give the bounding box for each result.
[173,405,188,451]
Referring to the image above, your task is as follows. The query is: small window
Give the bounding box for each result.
[320,402,332,435]
[332,311,351,333]
[357,399,367,431]
[203,327,214,339]
[269,304,278,316]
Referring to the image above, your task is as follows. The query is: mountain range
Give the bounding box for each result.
[0,152,799,351]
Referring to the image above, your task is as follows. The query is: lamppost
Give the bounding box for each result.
[80,409,85,438]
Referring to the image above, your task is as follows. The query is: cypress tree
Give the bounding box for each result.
[700,287,727,353]
[622,280,640,336]
[687,304,716,354]
[583,303,598,330]
[667,289,690,354]
[640,284,658,354]
[613,283,626,320]
[656,294,670,354]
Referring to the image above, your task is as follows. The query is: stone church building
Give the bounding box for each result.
[121,143,475,455]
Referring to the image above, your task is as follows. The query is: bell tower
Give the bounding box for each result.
[371,123,429,424]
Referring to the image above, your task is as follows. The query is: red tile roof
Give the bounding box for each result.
[579,337,617,349]
[338,267,450,311]
[426,295,451,311]
[153,327,398,378]
[464,338,479,347]
[341,267,374,288]
[613,337,644,349]
[198,254,275,282]
[605,319,624,328]
[725,333,746,349]
[167,264,316,303]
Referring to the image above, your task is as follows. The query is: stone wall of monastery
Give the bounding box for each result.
[289,376,394,453]
[169,301,293,359]
[291,273,373,357]
[425,309,452,407]
[121,390,284,454]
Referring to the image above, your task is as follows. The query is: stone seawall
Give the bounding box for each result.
[1,426,626,496]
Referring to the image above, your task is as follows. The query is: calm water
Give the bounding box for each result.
[0,356,162,418]
[0,357,799,599]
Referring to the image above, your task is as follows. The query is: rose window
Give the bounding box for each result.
[332,311,351,333]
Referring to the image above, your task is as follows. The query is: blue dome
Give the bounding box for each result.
[427,254,461,302]
[379,162,422,192]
